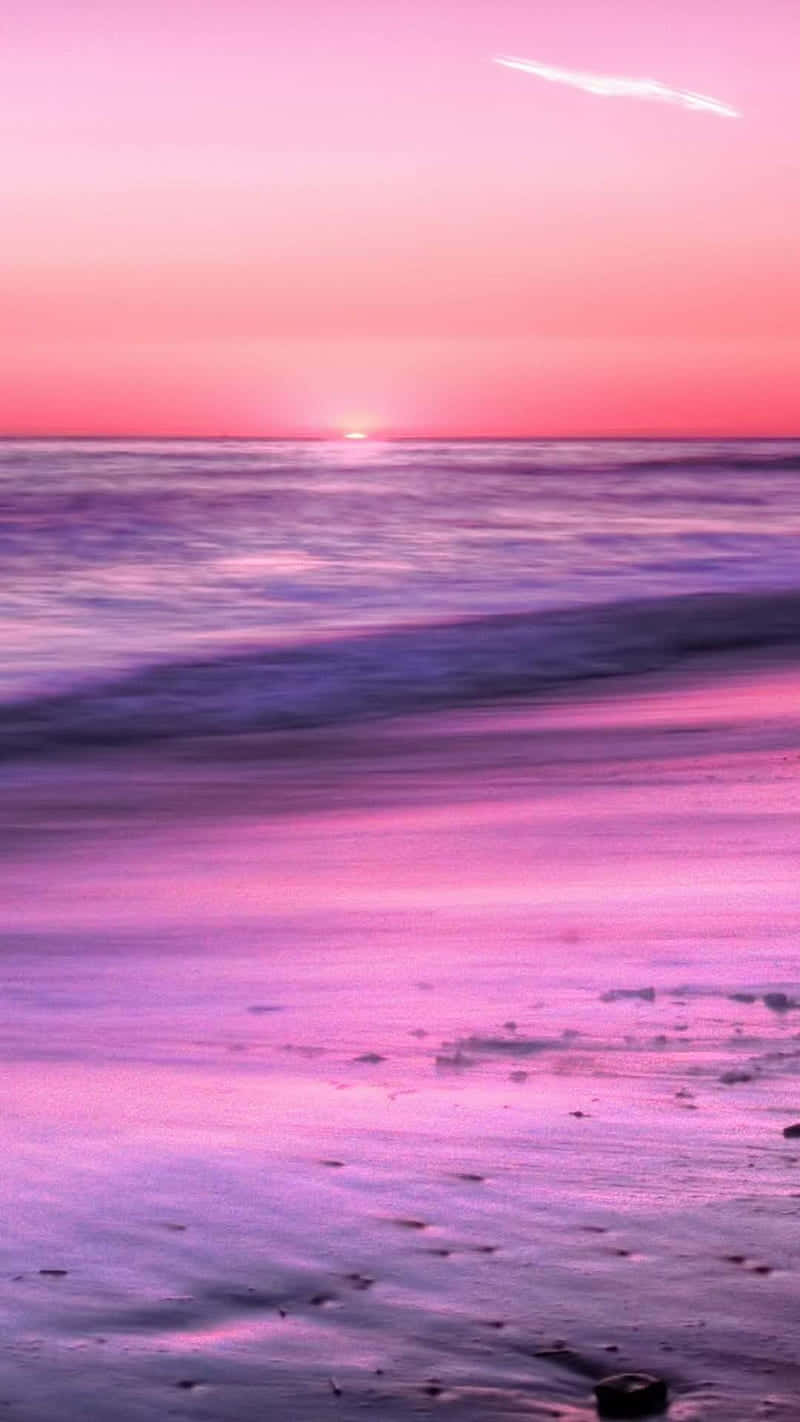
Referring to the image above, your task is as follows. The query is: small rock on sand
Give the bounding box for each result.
[720,1069,753,1084]
[782,1123,800,1138]
[353,1052,385,1064]
[600,988,655,1004]
[594,1373,668,1417]
[764,992,797,1012]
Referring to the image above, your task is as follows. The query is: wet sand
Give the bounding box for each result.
[2,653,800,1420]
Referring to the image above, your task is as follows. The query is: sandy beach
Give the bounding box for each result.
[2,651,799,1420]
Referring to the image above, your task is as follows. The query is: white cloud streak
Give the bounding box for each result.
[494,56,740,118]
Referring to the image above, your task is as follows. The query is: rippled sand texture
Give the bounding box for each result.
[2,655,800,1421]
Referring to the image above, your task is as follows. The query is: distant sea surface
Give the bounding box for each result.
[3,437,800,751]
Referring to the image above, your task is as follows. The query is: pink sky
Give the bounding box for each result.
[2,0,799,436]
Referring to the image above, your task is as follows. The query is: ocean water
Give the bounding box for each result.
[3,437,800,750]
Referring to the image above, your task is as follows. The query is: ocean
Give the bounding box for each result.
[3,438,800,1421]
[2,437,800,750]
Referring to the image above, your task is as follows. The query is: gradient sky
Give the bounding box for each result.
[3,0,799,436]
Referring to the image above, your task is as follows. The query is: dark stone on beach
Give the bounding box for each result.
[435,1050,475,1069]
[720,1069,753,1084]
[601,988,656,1004]
[320,1159,345,1168]
[594,1373,668,1417]
[176,1379,200,1390]
[509,1069,528,1082]
[764,992,797,1012]
[461,1035,549,1056]
[353,1052,385,1064]
[782,1123,800,1138]
[504,1020,518,1031]
[570,1109,588,1118]
[394,1217,427,1230]
[729,992,757,1003]
[39,1269,68,1277]
[247,1003,283,1014]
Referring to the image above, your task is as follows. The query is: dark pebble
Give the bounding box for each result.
[782,1123,800,1138]
[594,1373,668,1417]
[764,993,797,1012]
[39,1269,68,1278]
[353,1052,385,1064]
[600,988,655,1003]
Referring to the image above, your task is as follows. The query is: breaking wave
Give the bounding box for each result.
[2,587,800,757]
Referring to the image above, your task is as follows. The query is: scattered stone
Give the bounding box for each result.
[504,1020,518,1032]
[764,993,797,1012]
[435,1050,475,1070]
[353,1052,385,1064]
[328,1377,342,1397]
[454,1172,484,1182]
[161,1222,187,1231]
[509,1070,528,1082]
[344,1273,374,1290]
[320,1159,345,1168]
[409,1028,428,1038]
[247,1004,282,1014]
[394,1218,427,1230]
[600,988,655,1004]
[461,1035,549,1056]
[310,1292,337,1306]
[176,1380,200,1390]
[720,1069,754,1084]
[729,993,756,1003]
[570,1110,588,1118]
[38,1269,68,1278]
[594,1372,668,1417]
[782,1124,800,1138]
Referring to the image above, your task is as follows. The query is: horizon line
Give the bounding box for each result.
[1,431,799,443]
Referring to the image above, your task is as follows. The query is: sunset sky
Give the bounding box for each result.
[3,0,799,436]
